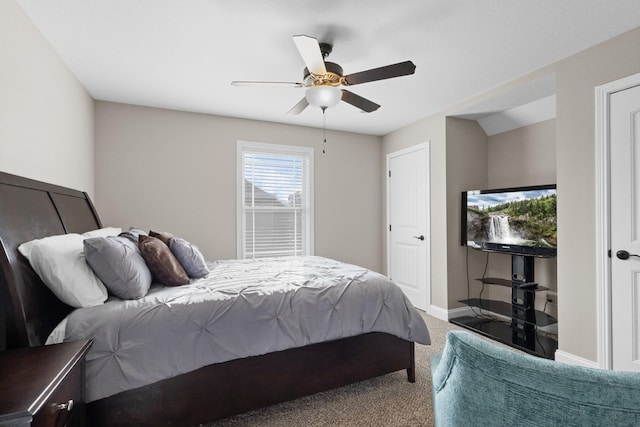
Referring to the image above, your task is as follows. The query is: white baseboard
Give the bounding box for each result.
[554,350,599,368]
[448,305,475,319]
[429,305,477,321]
[429,305,449,321]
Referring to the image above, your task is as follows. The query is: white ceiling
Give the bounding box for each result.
[16,0,640,136]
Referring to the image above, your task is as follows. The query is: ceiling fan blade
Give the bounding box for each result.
[231,80,304,87]
[341,90,380,113]
[293,35,327,75]
[343,61,416,86]
[287,97,309,115]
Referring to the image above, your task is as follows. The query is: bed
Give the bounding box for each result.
[0,171,430,426]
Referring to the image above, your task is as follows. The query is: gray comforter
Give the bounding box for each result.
[62,256,430,402]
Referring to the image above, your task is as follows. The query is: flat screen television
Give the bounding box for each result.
[461,184,557,258]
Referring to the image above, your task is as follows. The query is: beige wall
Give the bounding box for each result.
[485,119,557,315]
[95,101,383,271]
[382,115,448,308]
[382,68,554,315]
[487,119,556,189]
[445,118,488,308]
[0,0,94,195]
[383,25,640,363]
[554,27,640,361]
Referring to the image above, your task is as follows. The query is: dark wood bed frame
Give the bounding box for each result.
[0,171,416,426]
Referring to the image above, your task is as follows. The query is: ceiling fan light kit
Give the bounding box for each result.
[305,86,341,109]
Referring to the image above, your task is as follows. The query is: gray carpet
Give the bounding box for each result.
[206,312,461,427]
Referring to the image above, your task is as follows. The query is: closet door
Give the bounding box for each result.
[387,143,430,311]
[610,83,640,372]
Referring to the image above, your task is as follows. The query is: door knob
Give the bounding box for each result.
[616,250,640,260]
[413,235,425,241]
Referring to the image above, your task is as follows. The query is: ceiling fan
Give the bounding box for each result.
[231,35,416,115]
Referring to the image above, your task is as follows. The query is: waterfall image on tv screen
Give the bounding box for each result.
[465,187,557,252]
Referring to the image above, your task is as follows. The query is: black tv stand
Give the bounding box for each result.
[451,254,558,359]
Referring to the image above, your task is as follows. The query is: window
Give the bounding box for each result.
[237,141,313,259]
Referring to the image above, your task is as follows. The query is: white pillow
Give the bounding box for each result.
[82,227,122,239]
[18,233,108,308]
[18,227,122,260]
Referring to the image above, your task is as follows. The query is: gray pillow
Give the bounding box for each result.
[118,227,148,243]
[84,236,152,299]
[169,237,209,278]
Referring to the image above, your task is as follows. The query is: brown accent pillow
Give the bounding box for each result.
[138,235,189,286]
[149,230,173,246]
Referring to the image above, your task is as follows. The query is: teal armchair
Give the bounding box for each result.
[431,331,640,426]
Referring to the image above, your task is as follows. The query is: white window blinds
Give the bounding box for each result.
[237,141,313,259]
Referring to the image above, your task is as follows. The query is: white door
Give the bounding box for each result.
[387,143,429,311]
[610,83,640,372]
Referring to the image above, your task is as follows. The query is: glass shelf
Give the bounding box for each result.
[460,298,557,327]
[455,254,558,359]
[477,277,549,292]
[450,316,558,360]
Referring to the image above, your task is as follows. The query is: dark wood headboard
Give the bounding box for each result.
[0,171,102,349]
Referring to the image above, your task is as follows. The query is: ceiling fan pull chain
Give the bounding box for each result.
[322,107,327,154]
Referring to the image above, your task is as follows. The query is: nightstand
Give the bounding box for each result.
[0,340,92,427]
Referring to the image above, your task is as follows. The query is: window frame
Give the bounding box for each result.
[236,140,314,259]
